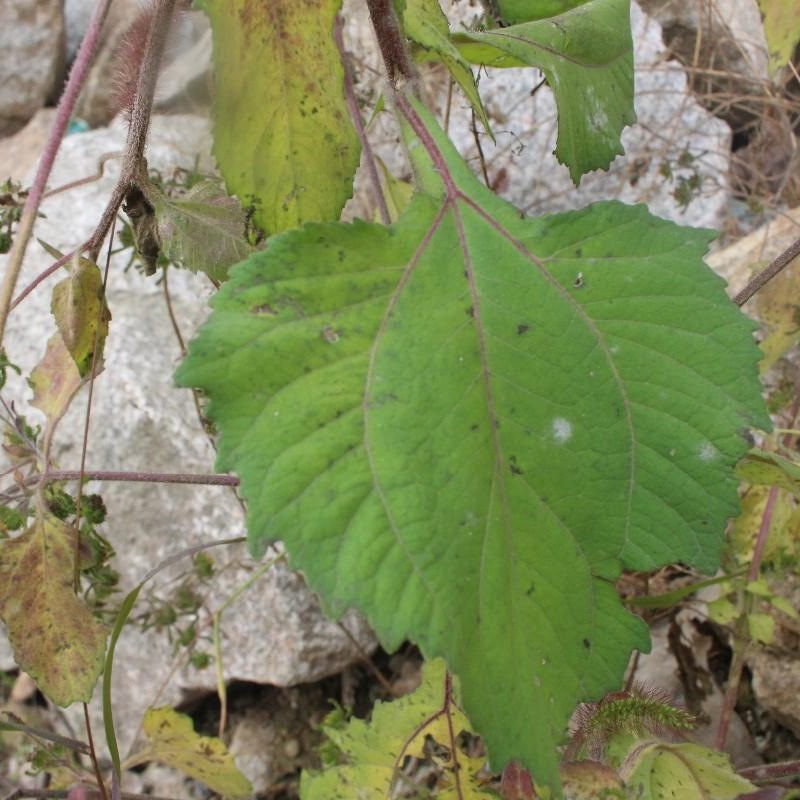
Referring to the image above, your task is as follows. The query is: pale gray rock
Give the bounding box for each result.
[0,113,376,751]
[0,108,56,183]
[0,0,64,135]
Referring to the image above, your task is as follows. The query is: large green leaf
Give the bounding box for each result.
[176,102,767,789]
[452,0,635,182]
[201,0,360,234]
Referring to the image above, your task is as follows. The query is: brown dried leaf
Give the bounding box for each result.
[0,510,107,706]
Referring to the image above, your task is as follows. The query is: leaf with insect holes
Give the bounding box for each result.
[125,707,251,799]
[177,99,767,789]
[400,0,491,134]
[0,509,107,706]
[757,0,800,75]
[148,180,255,282]
[200,0,359,235]
[621,742,757,799]
[452,0,635,182]
[301,658,493,799]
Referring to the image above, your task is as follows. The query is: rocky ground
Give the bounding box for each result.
[0,0,799,798]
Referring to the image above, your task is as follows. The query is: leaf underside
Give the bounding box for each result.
[202,0,360,234]
[177,103,767,787]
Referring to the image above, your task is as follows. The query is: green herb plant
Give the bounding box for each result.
[0,0,799,798]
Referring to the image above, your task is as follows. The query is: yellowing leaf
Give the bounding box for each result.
[737,449,800,496]
[50,254,109,378]
[126,707,251,799]
[301,658,494,799]
[203,0,360,234]
[0,509,107,706]
[758,0,800,74]
[622,742,757,799]
[755,260,800,371]
[30,334,82,424]
[731,485,798,566]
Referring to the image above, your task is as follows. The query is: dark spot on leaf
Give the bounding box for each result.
[510,463,522,476]
[470,423,479,432]
[526,583,535,596]
[583,638,591,649]
[517,323,529,335]
[465,306,474,317]
[575,247,582,257]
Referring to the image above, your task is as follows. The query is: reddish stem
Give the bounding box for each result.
[0,0,114,348]
[38,470,239,487]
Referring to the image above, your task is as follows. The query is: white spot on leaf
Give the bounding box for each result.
[699,441,717,462]
[552,417,572,444]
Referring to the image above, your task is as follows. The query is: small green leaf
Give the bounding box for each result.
[400,0,491,134]
[126,707,251,799]
[202,0,360,234]
[707,597,739,626]
[746,577,772,597]
[748,612,775,644]
[149,180,255,281]
[452,0,635,181]
[301,658,493,799]
[622,741,757,799]
[770,594,799,619]
[0,508,107,706]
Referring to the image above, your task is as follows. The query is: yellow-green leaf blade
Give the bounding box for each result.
[50,254,109,378]
[0,511,107,706]
[202,0,360,234]
[301,658,494,799]
[129,707,251,799]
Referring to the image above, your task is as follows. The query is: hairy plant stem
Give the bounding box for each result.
[734,235,800,307]
[365,0,418,87]
[0,0,113,351]
[86,0,177,261]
